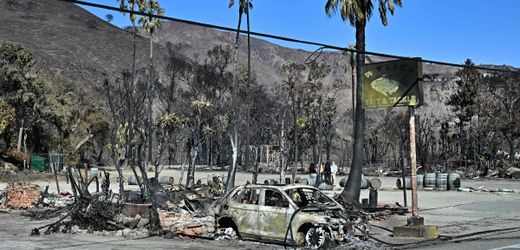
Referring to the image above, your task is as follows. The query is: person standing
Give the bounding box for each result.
[331,161,338,187]
[309,163,317,187]
[324,162,332,185]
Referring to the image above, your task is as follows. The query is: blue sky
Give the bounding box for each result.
[82,0,520,67]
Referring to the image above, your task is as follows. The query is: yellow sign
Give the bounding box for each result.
[362,58,423,109]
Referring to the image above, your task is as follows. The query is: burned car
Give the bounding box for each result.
[215,184,360,248]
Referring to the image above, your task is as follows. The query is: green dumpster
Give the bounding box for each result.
[30,155,46,172]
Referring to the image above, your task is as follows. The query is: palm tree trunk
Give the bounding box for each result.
[244,109,251,170]
[225,10,243,193]
[252,141,260,184]
[186,144,198,188]
[246,0,251,83]
[350,49,356,125]
[341,19,366,203]
[292,101,299,184]
[243,3,252,171]
[147,32,154,166]
[279,107,287,182]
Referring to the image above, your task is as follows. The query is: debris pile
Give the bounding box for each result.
[25,166,221,240]
[4,183,40,209]
[159,210,215,237]
[154,186,218,238]
[41,192,74,208]
[1,161,18,176]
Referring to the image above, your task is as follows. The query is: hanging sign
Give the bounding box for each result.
[361,58,423,109]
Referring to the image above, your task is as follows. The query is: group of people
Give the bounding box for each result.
[308,161,338,187]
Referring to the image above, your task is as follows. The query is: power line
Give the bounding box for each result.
[58,0,519,75]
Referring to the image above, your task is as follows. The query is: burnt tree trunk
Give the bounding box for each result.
[341,18,366,203]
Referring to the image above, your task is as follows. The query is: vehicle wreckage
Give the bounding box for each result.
[214,184,368,249]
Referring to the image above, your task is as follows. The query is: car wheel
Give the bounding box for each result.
[305,226,327,249]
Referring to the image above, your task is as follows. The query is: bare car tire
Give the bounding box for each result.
[305,226,327,249]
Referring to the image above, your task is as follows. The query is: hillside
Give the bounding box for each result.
[0,0,467,132]
[0,0,163,91]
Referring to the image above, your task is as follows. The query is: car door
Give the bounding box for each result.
[257,188,294,240]
[226,187,260,238]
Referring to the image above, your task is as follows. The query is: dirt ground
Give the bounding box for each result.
[1,168,520,249]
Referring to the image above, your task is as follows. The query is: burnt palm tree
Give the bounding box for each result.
[226,0,253,193]
[325,0,402,202]
[138,0,164,169]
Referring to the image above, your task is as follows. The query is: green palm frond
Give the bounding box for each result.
[325,0,401,26]
[229,0,253,14]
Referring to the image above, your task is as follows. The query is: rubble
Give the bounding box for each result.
[5,183,40,209]
[159,210,215,237]
[0,167,392,249]
[214,227,238,240]
[41,192,75,208]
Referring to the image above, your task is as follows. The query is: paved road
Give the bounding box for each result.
[416,230,520,250]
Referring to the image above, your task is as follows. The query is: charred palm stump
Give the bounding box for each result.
[31,167,123,235]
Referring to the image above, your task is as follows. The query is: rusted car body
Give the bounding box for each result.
[214,184,352,248]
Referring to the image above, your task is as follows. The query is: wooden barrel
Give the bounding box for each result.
[416,174,424,189]
[396,177,411,190]
[424,173,436,188]
[159,176,175,185]
[448,173,461,190]
[436,173,448,190]
[369,178,382,189]
[339,176,369,189]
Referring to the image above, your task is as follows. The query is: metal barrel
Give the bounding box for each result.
[396,177,411,190]
[369,178,382,189]
[416,174,424,189]
[424,173,436,188]
[159,176,174,185]
[436,173,448,190]
[448,173,461,190]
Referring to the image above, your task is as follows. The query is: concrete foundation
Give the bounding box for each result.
[393,216,438,239]
[393,225,439,239]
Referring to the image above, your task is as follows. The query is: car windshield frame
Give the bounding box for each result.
[284,187,337,208]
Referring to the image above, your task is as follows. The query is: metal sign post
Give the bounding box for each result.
[360,58,437,238]
[409,106,419,217]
